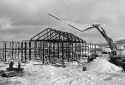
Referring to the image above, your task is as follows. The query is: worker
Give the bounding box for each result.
[122,59,125,72]
[122,64,125,72]
[8,61,14,71]
[17,62,21,72]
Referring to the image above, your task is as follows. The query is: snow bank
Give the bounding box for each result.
[86,58,122,73]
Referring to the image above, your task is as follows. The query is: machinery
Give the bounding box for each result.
[0,61,24,77]
[82,24,125,66]
[82,24,117,56]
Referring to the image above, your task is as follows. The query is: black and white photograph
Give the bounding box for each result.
[0,0,125,85]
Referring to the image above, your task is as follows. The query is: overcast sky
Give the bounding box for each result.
[0,0,125,43]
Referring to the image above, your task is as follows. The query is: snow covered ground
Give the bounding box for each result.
[0,58,125,85]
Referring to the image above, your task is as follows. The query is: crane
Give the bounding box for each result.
[82,24,125,67]
[82,24,118,57]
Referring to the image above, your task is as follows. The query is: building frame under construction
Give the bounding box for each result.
[0,28,98,64]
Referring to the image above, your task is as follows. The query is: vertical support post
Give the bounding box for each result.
[29,41,31,60]
[14,42,16,59]
[81,43,82,58]
[74,43,77,60]
[48,43,51,63]
[62,43,64,65]
[82,43,83,58]
[65,43,66,61]
[42,42,44,64]
[78,43,80,59]
[57,43,59,59]
[21,41,23,62]
[91,44,93,55]
[90,43,91,57]
[3,41,5,61]
[88,43,89,61]
[34,41,37,59]
[18,42,20,59]
[15,42,17,59]
[38,42,41,60]
[72,43,73,61]
[12,41,14,60]
[9,42,11,60]
[53,43,55,58]
[40,42,42,60]
[94,44,96,54]
[4,41,7,62]
[88,43,89,57]
[24,41,27,63]
[68,43,70,62]
[85,43,88,57]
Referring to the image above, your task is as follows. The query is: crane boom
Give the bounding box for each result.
[83,24,117,56]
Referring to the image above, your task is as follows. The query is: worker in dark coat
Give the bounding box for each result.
[8,61,14,71]
[122,60,125,72]
[122,64,125,72]
[17,62,21,72]
[121,59,125,72]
